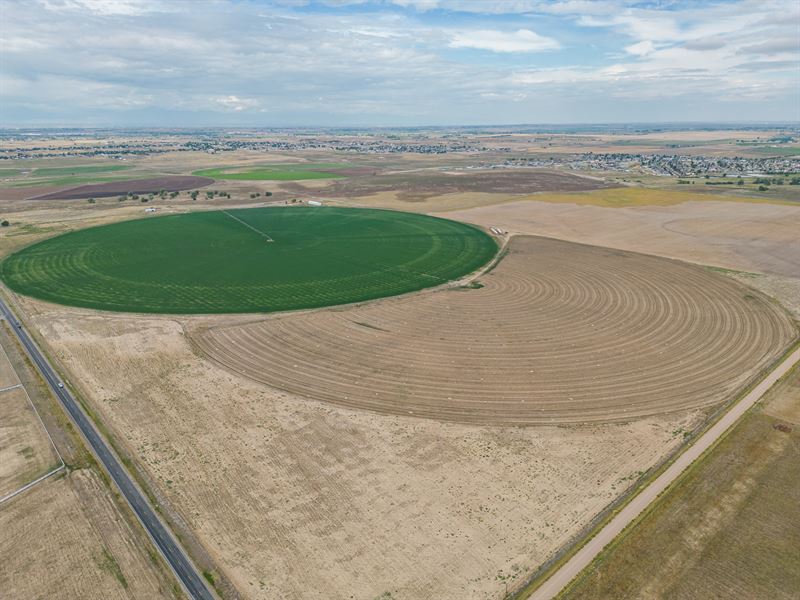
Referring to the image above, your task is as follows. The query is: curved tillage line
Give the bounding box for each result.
[195,236,797,425]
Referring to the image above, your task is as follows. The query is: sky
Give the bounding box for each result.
[1,0,798,127]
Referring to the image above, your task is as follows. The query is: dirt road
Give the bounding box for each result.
[525,344,800,600]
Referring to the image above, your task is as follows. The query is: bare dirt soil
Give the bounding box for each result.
[27,175,214,200]
[19,298,707,600]
[195,236,795,425]
[0,469,178,599]
[0,185,76,201]
[439,199,800,278]
[561,362,800,600]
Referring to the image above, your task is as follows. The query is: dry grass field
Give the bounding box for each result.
[0,469,178,599]
[0,386,59,498]
[0,329,61,499]
[440,198,800,279]
[0,320,179,599]
[196,236,795,425]
[19,296,711,600]
[561,362,800,600]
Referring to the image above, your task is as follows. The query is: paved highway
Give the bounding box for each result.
[0,299,216,600]
[526,344,800,600]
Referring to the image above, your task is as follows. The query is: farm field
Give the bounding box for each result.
[0,132,797,600]
[26,165,132,177]
[27,175,213,200]
[561,362,800,600]
[0,320,179,599]
[439,198,800,279]
[0,338,60,499]
[196,236,796,425]
[194,163,347,180]
[1,206,497,314]
[19,297,706,599]
[0,470,178,600]
[0,386,59,498]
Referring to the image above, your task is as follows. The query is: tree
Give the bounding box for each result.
[1,220,9,227]
[87,198,96,204]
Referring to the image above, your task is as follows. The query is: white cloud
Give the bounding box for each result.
[1,0,797,125]
[625,40,656,56]
[449,29,560,53]
[213,95,261,112]
[39,0,170,16]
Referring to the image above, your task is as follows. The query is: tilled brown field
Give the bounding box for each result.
[196,236,796,425]
[27,175,213,200]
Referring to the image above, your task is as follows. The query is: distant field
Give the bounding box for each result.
[523,187,798,207]
[31,165,132,177]
[26,175,212,200]
[194,163,347,180]
[561,361,800,600]
[1,206,496,313]
[0,164,136,188]
[9,174,140,188]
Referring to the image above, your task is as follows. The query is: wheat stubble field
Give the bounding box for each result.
[195,236,796,425]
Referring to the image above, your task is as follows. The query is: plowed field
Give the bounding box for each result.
[196,236,796,425]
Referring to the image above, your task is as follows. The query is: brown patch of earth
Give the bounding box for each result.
[27,176,214,200]
[20,297,708,600]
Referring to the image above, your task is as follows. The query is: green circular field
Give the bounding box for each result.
[1,207,497,314]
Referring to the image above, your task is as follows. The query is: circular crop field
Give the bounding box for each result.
[1,207,497,314]
[196,236,797,425]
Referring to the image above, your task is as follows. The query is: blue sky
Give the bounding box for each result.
[1,0,798,126]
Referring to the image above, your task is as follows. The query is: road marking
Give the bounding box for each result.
[222,209,274,242]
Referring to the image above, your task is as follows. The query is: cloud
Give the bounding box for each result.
[38,0,170,16]
[737,38,800,56]
[449,29,560,52]
[624,40,656,56]
[213,95,261,112]
[1,0,797,125]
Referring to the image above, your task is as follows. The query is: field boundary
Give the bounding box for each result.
[0,334,65,504]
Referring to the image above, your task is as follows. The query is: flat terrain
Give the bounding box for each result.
[22,297,706,600]
[2,206,496,313]
[1,132,797,600]
[561,361,800,600]
[27,175,213,200]
[195,163,347,180]
[313,168,615,202]
[0,319,178,599]
[440,198,800,278]
[196,236,796,425]
[0,387,59,498]
[0,334,58,500]
[0,469,177,599]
